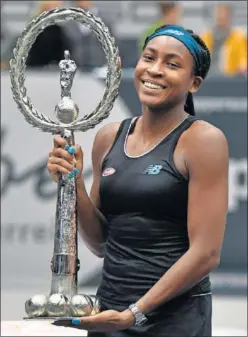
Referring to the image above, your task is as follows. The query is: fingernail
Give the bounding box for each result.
[65,145,70,151]
[73,168,79,174]
[72,318,81,325]
[68,147,76,154]
[68,172,74,179]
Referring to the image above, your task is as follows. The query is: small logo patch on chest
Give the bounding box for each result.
[143,165,163,175]
[102,167,116,176]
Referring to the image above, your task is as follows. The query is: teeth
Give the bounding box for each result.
[143,81,164,90]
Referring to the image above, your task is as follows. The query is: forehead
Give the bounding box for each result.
[145,35,193,60]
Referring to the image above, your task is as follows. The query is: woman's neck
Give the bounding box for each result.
[139,104,188,139]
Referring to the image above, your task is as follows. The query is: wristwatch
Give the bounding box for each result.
[128,304,148,326]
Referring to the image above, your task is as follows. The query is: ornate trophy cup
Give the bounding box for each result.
[9,7,121,319]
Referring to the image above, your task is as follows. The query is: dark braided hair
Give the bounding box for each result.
[143,25,211,116]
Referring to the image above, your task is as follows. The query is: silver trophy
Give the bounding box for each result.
[9,7,121,319]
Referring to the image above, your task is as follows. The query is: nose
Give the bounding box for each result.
[146,62,164,77]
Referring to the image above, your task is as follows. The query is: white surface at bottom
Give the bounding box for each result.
[1,320,247,336]
[1,289,247,336]
[1,320,88,336]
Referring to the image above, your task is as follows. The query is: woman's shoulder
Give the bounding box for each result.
[182,119,228,161]
[93,121,121,149]
[95,118,131,141]
[97,121,122,137]
[92,118,131,154]
[185,119,227,141]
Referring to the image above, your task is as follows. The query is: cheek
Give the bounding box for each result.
[134,65,142,88]
[133,75,139,92]
[171,69,187,81]
[171,71,193,90]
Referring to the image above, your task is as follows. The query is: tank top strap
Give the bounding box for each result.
[167,115,199,180]
[112,117,135,148]
[167,115,199,153]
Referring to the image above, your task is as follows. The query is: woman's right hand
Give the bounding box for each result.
[47,136,84,183]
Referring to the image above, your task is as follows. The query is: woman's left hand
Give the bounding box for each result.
[71,309,135,332]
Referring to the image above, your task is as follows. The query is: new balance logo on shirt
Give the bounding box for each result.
[143,165,163,175]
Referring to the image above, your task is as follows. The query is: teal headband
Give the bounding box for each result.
[144,25,203,75]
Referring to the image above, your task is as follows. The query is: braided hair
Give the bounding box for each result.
[143,25,211,116]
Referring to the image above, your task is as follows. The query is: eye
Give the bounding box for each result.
[142,54,154,61]
[167,62,180,68]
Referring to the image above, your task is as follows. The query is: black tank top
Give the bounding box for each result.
[97,116,211,307]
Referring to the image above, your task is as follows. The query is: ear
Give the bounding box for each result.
[189,76,203,94]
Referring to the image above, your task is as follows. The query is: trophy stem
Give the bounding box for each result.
[50,130,80,301]
[50,274,77,299]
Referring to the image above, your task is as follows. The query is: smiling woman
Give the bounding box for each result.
[47,24,229,337]
[137,25,211,117]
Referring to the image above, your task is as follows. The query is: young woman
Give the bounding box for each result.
[47,25,229,336]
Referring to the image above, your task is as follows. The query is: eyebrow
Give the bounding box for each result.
[144,47,184,60]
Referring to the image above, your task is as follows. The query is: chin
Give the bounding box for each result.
[139,95,166,111]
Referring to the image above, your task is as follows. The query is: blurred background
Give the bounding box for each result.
[1,1,247,335]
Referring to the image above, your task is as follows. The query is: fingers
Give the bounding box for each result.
[53,135,67,148]
[47,163,70,176]
[48,137,83,180]
[50,147,74,163]
[72,310,116,325]
[74,144,83,160]
[48,156,74,173]
[52,136,83,160]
